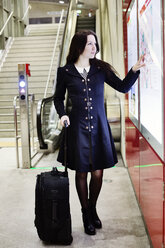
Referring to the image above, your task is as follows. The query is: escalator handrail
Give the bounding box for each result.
[37,95,54,149]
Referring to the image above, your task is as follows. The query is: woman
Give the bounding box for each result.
[54,30,145,235]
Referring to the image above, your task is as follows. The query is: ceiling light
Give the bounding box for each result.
[59,0,64,3]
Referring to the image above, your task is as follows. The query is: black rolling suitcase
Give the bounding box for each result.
[34,122,73,245]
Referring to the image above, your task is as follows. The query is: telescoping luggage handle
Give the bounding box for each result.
[51,120,68,177]
[64,120,68,174]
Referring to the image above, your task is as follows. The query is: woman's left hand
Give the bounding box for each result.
[132,54,146,72]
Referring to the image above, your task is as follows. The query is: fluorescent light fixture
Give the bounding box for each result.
[77,10,82,14]
[59,0,64,3]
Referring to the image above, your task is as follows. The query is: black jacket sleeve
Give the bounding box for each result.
[54,67,66,118]
[105,67,140,93]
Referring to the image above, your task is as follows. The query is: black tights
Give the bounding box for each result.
[75,170,103,209]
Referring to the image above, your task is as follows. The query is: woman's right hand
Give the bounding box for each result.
[60,115,70,127]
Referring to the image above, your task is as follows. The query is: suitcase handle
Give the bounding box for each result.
[52,120,68,175]
[51,167,68,177]
[64,120,68,128]
[64,120,68,174]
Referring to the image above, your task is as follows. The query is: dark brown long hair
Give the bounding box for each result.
[66,30,117,75]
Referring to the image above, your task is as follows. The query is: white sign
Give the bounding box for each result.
[138,0,163,144]
[127,0,138,121]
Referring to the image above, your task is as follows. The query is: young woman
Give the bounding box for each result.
[54,30,145,235]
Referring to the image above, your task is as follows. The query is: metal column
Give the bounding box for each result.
[18,64,31,168]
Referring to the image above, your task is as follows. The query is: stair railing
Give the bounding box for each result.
[0,11,13,36]
[13,96,20,168]
[44,9,64,98]
[22,5,32,21]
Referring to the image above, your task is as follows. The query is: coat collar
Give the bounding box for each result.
[63,63,101,78]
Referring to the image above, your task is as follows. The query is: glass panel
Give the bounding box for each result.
[127,0,138,127]
[138,0,163,159]
[42,101,60,141]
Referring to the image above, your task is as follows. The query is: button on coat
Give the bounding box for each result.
[54,64,140,172]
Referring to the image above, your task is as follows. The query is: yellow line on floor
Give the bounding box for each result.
[0,141,21,147]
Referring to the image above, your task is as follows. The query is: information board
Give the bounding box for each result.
[138,0,163,156]
[127,0,138,124]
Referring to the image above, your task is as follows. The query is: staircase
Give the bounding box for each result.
[76,16,95,32]
[0,23,64,137]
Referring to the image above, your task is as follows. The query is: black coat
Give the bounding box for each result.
[54,64,140,172]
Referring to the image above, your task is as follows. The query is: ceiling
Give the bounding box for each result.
[29,0,131,12]
[77,0,98,9]
[29,0,69,4]
[75,0,131,11]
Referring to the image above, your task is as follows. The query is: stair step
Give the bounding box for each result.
[27,27,64,32]
[0,81,53,88]
[0,120,19,124]
[0,108,17,114]
[12,40,59,46]
[7,51,53,58]
[14,35,58,41]
[0,99,14,103]
[0,129,17,137]
[27,31,63,36]
[9,47,55,54]
[27,25,64,29]
[76,23,95,28]
[14,35,63,41]
[11,41,62,48]
[0,128,16,133]
[11,43,57,49]
[0,83,52,89]
[5,52,59,59]
[27,23,65,28]
[3,60,58,67]
[0,76,55,83]
[0,93,52,100]
[0,128,16,131]
[12,42,56,50]
[0,91,52,96]
[0,70,56,77]
[4,56,57,62]
[0,102,16,107]
[0,99,42,107]
[0,115,15,121]
[0,88,52,94]
[1,65,57,72]
[9,48,60,55]
[0,117,33,123]
[0,106,13,109]
[0,122,17,129]
[5,59,58,66]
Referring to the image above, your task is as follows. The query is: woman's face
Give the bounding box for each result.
[81,34,97,59]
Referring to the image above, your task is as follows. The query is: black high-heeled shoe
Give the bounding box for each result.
[90,205,102,229]
[81,208,96,235]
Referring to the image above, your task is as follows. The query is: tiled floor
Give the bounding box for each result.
[0,143,150,247]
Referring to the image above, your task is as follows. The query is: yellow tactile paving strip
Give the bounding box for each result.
[0,141,21,147]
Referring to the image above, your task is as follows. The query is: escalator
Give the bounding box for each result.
[76,16,95,32]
